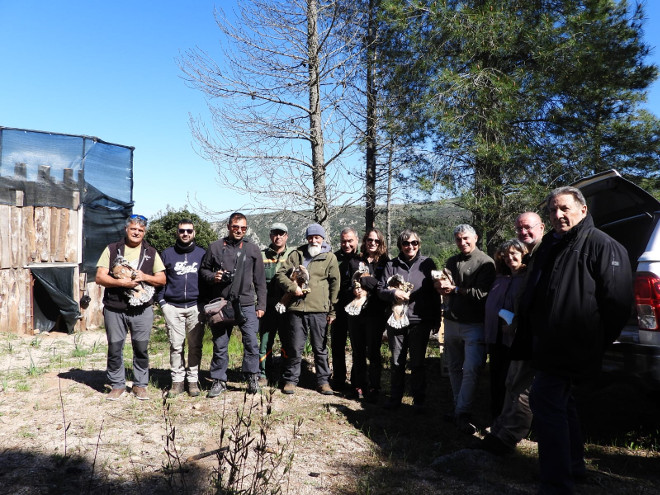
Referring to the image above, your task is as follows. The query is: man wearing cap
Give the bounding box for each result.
[259,222,294,385]
[95,214,166,401]
[275,223,340,395]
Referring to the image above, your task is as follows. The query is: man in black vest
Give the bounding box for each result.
[95,215,166,401]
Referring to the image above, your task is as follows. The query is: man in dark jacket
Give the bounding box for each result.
[157,219,207,398]
[331,227,359,391]
[95,214,166,401]
[436,224,495,433]
[520,187,632,494]
[200,212,267,398]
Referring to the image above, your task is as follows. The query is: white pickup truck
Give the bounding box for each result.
[574,170,660,388]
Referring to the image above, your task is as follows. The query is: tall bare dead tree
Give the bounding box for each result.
[179,0,363,230]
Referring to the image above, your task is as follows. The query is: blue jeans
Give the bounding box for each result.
[530,371,585,495]
[443,319,486,416]
[209,305,260,381]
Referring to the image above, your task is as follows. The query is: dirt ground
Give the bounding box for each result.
[0,328,659,495]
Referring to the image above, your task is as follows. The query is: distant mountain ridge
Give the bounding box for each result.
[211,200,470,262]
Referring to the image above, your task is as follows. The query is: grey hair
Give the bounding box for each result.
[340,227,358,238]
[546,186,586,210]
[125,215,148,229]
[453,224,477,237]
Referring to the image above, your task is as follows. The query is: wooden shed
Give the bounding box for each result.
[0,127,134,335]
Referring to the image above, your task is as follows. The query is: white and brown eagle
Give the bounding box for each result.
[386,274,414,329]
[275,265,311,314]
[111,255,155,306]
[344,262,371,316]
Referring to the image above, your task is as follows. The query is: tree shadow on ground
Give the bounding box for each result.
[0,448,211,495]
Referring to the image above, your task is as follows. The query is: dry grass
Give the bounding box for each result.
[0,325,658,494]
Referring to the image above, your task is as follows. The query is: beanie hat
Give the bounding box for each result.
[305,223,326,239]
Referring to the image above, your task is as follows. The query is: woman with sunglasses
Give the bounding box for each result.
[344,228,390,401]
[377,229,441,411]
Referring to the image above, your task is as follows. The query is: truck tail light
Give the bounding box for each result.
[635,272,660,331]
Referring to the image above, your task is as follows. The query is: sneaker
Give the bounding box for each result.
[317,383,334,395]
[187,381,200,397]
[207,379,227,398]
[106,387,125,401]
[282,382,296,395]
[247,374,261,395]
[132,386,149,401]
[167,381,184,398]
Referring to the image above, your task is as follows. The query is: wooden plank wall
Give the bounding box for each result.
[0,204,104,335]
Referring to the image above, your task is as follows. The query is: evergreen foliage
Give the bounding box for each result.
[145,208,218,253]
[378,0,660,253]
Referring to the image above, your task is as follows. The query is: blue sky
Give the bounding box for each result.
[1,1,659,221]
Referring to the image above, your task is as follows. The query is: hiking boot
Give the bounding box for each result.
[207,379,227,398]
[317,383,334,396]
[132,386,149,401]
[282,382,296,395]
[187,381,200,397]
[247,374,261,395]
[167,381,184,398]
[106,387,125,401]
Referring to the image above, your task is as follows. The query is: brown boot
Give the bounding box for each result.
[167,381,184,398]
[187,381,200,397]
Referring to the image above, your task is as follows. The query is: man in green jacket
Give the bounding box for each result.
[259,222,293,385]
[276,223,340,395]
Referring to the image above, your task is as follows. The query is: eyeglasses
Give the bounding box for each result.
[402,240,419,247]
[366,238,381,244]
[515,223,539,233]
[270,230,287,236]
[178,229,194,234]
[230,225,248,232]
[130,214,148,222]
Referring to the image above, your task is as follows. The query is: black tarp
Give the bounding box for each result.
[31,267,80,334]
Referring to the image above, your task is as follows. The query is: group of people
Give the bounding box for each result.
[95,184,633,495]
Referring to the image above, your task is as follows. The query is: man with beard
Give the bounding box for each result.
[157,219,207,397]
[276,223,340,395]
[200,212,267,397]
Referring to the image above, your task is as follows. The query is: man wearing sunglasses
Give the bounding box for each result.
[200,212,267,397]
[96,214,166,401]
[437,224,495,434]
[157,219,207,398]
